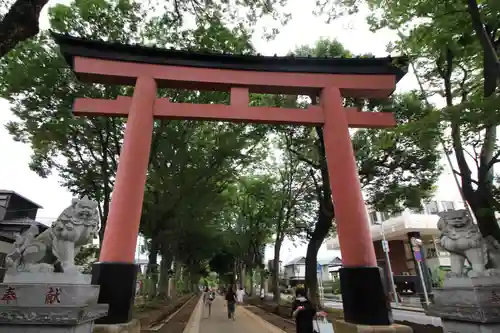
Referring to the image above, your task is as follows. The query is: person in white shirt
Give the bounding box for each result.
[236,287,245,304]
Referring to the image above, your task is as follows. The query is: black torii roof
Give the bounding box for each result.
[51,32,408,82]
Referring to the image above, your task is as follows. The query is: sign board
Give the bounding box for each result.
[382,240,389,253]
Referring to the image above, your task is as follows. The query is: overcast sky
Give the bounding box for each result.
[0,0,463,263]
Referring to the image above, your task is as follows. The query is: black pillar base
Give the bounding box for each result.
[91,262,139,325]
[339,266,393,326]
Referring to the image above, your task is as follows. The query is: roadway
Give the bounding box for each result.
[266,293,442,327]
[323,300,442,327]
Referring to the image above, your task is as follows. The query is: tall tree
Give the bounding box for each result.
[342,0,500,242]
[219,176,276,291]
[0,0,49,58]
[288,38,442,304]
[268,131,316,302]
[0,0,290,59]
[140,119,268,296]
[0,0,262,248]
[0,0,151,245]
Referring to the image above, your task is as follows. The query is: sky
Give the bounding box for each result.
[0,0,462,263]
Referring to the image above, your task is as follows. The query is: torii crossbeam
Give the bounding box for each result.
[52,32,408,328]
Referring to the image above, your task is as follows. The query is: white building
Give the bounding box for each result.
[282,256,342,286]
[326,160,467,272]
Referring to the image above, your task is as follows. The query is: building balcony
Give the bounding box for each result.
[370,211,440,242]
[326,211,442,250]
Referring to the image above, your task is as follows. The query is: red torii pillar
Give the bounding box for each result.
[78,84,393,326]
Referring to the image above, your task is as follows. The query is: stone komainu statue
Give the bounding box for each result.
[437,209,500,277]
[5,196,99,273]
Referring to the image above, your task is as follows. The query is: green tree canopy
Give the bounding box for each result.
[279,38,442,303]
[327,0,500,241]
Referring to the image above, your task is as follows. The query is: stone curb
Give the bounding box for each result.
[181,295,203,333]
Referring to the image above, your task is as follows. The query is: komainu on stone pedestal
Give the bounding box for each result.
[436,209,500,279]
[5,196,99,275]
[427,210,500,333]
[0,197,108,333]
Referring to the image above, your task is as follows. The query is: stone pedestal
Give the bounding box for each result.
[427,277,500,333]
[0,272,108,333]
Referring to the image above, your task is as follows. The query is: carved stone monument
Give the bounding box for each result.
[0,197,108,332]
[427,209,500,333]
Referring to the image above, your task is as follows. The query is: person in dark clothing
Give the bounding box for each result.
[225,284,237,320]
[291,288,316,333]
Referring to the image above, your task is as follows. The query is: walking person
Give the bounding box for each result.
[225,284,237,320]
[203,286,215,318]
[236,287,245,304]
[291,288,316,333]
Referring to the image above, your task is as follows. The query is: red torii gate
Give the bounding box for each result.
[53,33,407,328]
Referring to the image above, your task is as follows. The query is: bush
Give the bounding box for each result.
[331,279,341,294]
[322,280,341,294]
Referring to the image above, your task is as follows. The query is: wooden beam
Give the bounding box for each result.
[154,98,324,125]
[73,57,397,98]
[74,97,130,117]
[74,97,324,125]
[345,108,396,128]
[230,87,249,107]
[73,97,396,128]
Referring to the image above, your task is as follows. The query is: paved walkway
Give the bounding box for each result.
[184,296,285,333]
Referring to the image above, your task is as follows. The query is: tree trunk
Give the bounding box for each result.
[167,257,175,299]
[305,214,331,306]
[249,269,254,296]
[447,31,500,243]
[240,264,246,290]
[466,0,500,87]
[468,190,500,242]
[260,267,266,297]
[305,126,334,307]
[146,239,159,298]
[272,239,283,302]
[98,217,107,249]
[233,259,238,286]
[0,0,49,58]
[473,42,500,242]
[158,257,172,298]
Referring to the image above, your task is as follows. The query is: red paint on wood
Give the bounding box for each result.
[345,109,396,128]
[74,97,324,125]
[321,86,377,267]
[73,57,396,98]
[74,98,130,117]
[230,87,249,107]
[155,99,324,125]
[73,97,398,128]
[99,77,156,263]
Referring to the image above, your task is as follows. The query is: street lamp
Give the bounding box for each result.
[374,220,399,306]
